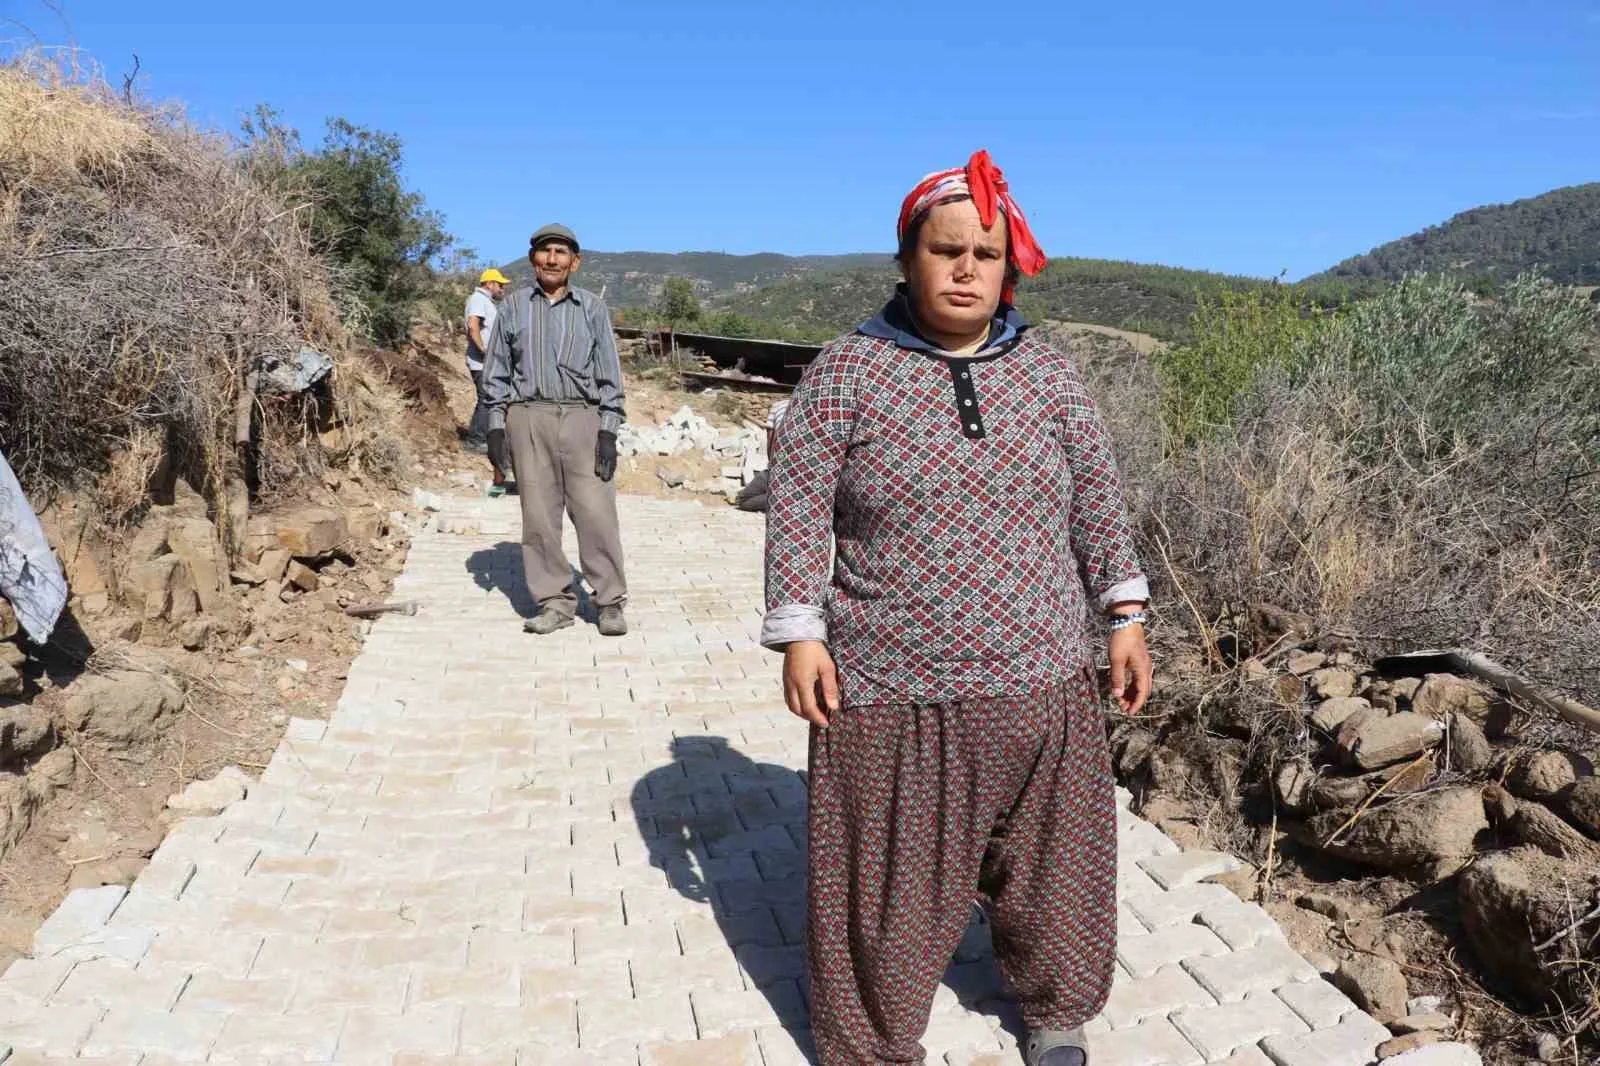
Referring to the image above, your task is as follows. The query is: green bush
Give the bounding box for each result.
[1310,273,1598,469]
[241,109,452,347]
[1121,270,1600,700]
[1154,287,1319,446]
[656,276,702,327]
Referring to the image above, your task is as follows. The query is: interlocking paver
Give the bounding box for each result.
[1171,990,1311,1060]
[0,493,1413,1063]
[1260,1012,1392,1066]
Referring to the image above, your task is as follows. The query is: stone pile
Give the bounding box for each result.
[0,598,23,701]
[1120,641,1600,1048]
[619,405,769,497]
[240,504,387,605]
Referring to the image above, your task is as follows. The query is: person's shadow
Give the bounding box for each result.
[631,737,1021,1061]
[633,737,815,1056]
[464,543,593,622]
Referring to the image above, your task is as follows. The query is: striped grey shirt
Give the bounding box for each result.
[481,284,625,434]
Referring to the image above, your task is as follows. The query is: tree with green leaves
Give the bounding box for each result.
[656,276,702,326]
[240,109,452,347]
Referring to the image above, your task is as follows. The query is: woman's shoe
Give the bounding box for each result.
[1024,1027,1088,1066]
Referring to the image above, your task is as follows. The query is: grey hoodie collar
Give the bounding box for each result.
[857,283,1030,357]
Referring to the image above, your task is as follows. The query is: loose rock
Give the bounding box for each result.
[1303,786,1487,876]
[1311,696,1371,733]
[0,659,20,698]
[1412,674,1506,734]
[166,766,250,817]
[0,706,53,764]
[1390,1013,1455,1035]
[1338,712,1443,770]
[1390,677,1422,703]
[1561,775,1600,839]
[1484,784,1600,863]
[1310,667,1358,699]
[61,670,184,747]
[1275,761,1316,813]
[167,516,228,614]
[1444,714,1492,773]
[1333,953,1409,1022]
[1458,846,1600,1007]
[274,507,349,557]
[1379,1033,1443,1058]
[285,561,320,593]
[1506,749,1592,801]
[256,548,292,586]
[1285,649,1327,676]
[178,618,216,651]
[1309,774,1372,811]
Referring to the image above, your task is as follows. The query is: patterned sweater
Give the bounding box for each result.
[761,305,1149,707]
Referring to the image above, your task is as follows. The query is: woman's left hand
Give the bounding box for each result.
[1108,625,1153,714]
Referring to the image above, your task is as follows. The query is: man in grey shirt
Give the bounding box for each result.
[482,223,628,636]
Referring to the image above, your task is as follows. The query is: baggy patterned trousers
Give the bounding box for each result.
[806,673,1118,1065]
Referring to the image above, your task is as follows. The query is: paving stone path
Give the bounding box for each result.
[0,494,1450,1065]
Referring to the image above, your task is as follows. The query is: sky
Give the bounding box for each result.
[5,0,1598,279]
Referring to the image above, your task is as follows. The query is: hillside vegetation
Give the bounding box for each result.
[0,54,459,530]
[1312,182,1600,287]
[497,247,1335,341]
[706,258,1358,341]
[501,250,891,310]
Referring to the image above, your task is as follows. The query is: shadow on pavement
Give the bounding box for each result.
[464,542,593,622]
[630,735,1021,1060]
[632,736,816,1060]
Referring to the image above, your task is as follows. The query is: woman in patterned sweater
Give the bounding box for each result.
[762,151,1153,1066]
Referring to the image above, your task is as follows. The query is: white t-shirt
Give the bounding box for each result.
[464,288,497,371]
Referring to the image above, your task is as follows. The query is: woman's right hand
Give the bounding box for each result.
[783,640,839,728]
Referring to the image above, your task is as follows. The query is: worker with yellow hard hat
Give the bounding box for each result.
[464,268,513,487]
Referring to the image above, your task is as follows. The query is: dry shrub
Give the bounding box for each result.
[1064,274,1600,707]
[0,52,408,534]
[0,54,154,198]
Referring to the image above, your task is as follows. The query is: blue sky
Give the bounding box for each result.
[7,0,1598,278]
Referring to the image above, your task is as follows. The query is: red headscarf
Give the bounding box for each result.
[896,149,1048,304]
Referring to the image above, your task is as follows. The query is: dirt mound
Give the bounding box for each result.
[0,54,407,522]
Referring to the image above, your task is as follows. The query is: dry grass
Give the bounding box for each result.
[0,51,407,538]
[0,56,155,200]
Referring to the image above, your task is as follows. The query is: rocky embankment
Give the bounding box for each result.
[1117,636,1600,1061]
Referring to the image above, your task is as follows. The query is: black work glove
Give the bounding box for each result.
[487,428,508,475]
[595,430,618,482]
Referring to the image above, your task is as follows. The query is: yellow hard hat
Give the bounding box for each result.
[478,268,512,285]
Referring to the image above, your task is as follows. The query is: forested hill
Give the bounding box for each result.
[710,258,1280,341]
[500,250,892,309]
[1311,183,1600,286]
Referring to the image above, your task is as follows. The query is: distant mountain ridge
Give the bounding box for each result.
[1311,182,1600,286]
[500,246,1277,340]
[500,250,892,309]
[708,257,1280,341]
[492,182,1600,343]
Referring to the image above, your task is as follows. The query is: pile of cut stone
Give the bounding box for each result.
[618,406,768,497]
[1123,641,1600,1054]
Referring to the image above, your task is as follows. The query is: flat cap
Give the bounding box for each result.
[530,223,579,252]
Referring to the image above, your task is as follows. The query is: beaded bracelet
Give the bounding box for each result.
[1108,610,1149,633]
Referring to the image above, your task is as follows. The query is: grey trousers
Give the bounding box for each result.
[505,401,627,618]
[466,369,490,443]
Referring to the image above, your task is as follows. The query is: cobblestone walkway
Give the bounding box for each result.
[2,494,1415,1065]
